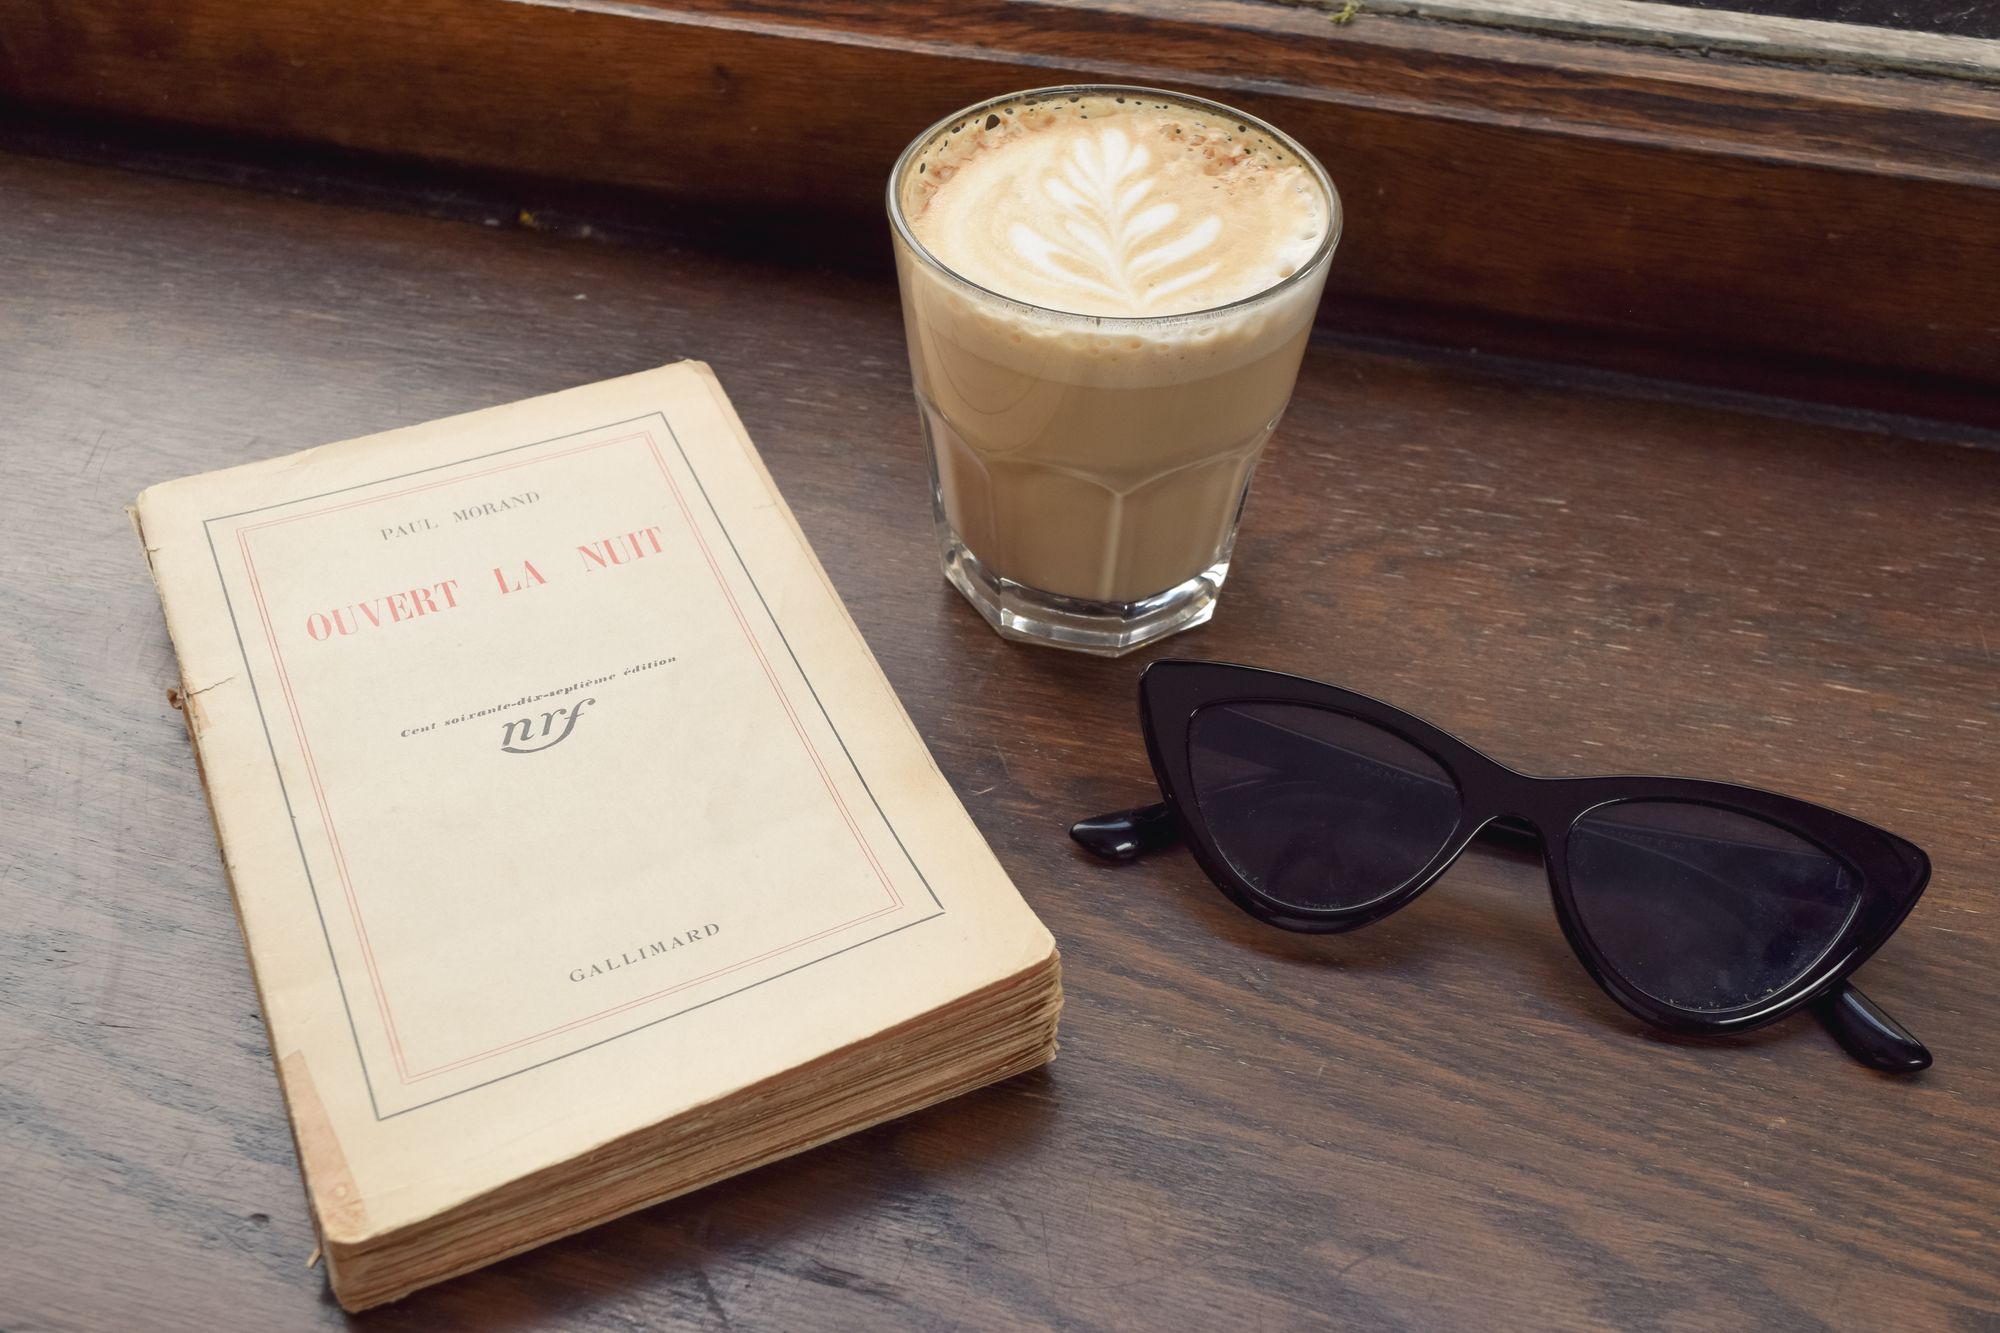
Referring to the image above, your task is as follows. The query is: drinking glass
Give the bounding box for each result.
[887,85,1341,655]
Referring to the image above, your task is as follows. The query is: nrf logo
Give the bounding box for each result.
[500,698,595,754]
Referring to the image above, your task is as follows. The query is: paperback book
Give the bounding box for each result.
[130,362,1062,1309]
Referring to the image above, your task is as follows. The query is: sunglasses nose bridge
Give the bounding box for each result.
[1460,759,1571,860]
[1472,813,1547,858]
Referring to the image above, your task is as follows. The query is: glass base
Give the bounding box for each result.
[938,522,1228,656]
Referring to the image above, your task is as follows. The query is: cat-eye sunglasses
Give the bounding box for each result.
[1072,660,1934,1072]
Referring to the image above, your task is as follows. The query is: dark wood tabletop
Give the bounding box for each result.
[3,147,1996,1332]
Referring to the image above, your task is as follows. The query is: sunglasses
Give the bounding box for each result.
[1072,661,1934,1073]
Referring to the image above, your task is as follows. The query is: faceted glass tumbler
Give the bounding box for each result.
[886,85,1341,655]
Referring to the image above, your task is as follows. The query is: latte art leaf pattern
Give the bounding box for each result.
[908,98,1327,317]
[1005,128,1222,310]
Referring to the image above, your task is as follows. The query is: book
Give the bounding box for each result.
[130,362,1062,1310]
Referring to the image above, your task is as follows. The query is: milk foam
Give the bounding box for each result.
[906,96,1328,318]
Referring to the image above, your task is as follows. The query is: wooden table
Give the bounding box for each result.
[3,148,1996,1331]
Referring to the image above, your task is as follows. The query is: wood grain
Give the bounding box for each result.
[2,0,1997,425]
[2,149,1997,1332]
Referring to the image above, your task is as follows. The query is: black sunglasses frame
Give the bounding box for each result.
[1074,660,1934,1073]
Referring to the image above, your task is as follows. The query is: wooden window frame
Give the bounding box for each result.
[4,0,1995,424]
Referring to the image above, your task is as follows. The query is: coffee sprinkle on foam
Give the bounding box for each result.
[908,99,1326,318]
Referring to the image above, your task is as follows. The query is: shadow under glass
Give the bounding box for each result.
[1187,701,1462,911]
[1566,800,1862,1012]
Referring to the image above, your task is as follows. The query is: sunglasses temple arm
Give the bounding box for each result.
[1070,801,1182,861]
[1812,981,1932,1073]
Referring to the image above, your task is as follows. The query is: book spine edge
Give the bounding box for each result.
[130,494,365,1301]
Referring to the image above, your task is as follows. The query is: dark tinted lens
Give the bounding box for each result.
[1187,702,1462,911]
[1567,801,1860,1013]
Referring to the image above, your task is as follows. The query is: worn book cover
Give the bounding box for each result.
[131,362,1060,1307]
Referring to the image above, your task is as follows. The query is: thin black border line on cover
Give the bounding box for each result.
[655,412,943,916]
[200,407,947,1120]
[202,520,385,1122]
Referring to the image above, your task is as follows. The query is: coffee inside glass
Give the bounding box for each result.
[888,85,1341,655]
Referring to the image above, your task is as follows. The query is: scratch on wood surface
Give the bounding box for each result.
[692,1268,733,1328]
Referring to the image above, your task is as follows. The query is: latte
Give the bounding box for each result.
[907,96,1327,318]
[890,88,1339,653]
